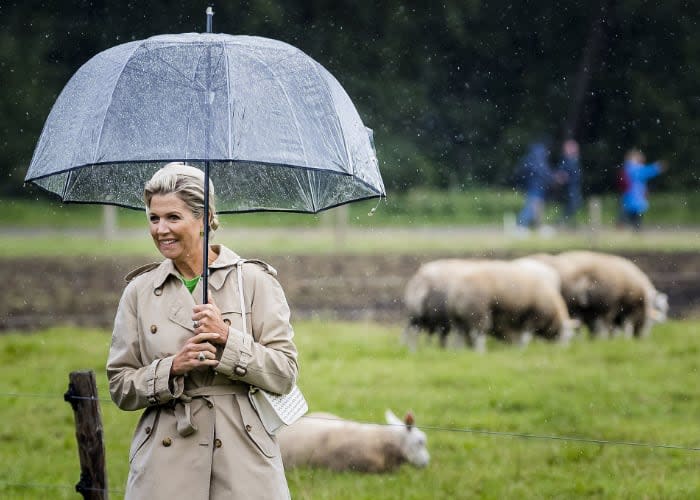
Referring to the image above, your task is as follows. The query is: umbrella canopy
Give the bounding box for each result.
[24,33,385,213]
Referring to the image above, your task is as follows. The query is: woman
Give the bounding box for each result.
[107,162,298,499]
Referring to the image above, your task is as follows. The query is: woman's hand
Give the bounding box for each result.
[192,298,229,345]
[171,332,220,376]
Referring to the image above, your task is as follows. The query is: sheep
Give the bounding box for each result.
[529,251,668,338]
[278,410,430,473]
[402,258,489,349]
[512,256,562,292]
[445,260,578,352]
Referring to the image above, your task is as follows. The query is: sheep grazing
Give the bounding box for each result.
[278,410,430,473]
[445,260,578,352]
[403,258,577,352]
[402,258,488,349]
[529,251,668,338]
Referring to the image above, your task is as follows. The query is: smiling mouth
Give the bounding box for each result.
[159,239,178,247]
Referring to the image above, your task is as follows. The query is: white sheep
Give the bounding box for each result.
[278,410,430,473]
[445,260,578,352]
[402,258,488,349]
[512,256,562,291]
[529,251,668,338]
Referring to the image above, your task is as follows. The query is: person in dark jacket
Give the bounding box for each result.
[555,139,583,227]
[516,142,554,229]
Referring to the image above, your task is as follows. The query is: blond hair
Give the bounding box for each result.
[144,162,220,232]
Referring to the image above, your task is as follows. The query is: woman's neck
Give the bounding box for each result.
[174,246,218,280]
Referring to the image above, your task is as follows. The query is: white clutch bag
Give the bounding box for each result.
[235,260,308,435]
[248,384,308,435]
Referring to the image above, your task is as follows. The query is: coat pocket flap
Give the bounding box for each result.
[235,394,278,458]
[129,408,160,463]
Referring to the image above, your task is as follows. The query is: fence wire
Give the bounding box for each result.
[1,390,699,452]
[1,388,698,495]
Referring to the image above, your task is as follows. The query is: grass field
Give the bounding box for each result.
[5,188,700,229]
[3,188,699,257]
[2,226,699,258]
[1,320,700,499]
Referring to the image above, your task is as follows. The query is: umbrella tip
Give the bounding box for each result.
[206,5,214,33]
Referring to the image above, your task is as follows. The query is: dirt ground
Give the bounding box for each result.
[1,250,698,331]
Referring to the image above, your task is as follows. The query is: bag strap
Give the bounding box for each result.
[236,259,248,336]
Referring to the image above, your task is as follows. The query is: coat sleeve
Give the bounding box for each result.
[215,264,299,395]
[106,281,184,411]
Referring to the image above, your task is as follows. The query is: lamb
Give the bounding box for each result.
[445,260,578,352]
[529,251,668,338]
[278,410,430,473]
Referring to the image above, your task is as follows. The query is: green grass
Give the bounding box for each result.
[4,188,700,229]
[1,225,699,257]
[1,320,700,499]
[3,189,698,256]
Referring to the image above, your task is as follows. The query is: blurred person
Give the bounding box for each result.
[618,149,667,230]
[514,141,555,230]
[554,139,583,228]
[107,162,298,499]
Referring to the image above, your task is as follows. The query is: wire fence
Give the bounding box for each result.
[3,390,699,452]
[2,387,699,495]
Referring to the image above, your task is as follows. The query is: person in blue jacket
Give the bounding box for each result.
[619,149,667,230]
[515,141,555,229]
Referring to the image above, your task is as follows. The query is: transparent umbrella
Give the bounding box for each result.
[24,10,385,301]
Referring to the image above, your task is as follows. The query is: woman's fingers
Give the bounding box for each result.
[190,341,217,355]
[192,302,228,338]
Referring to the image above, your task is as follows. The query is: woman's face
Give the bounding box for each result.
[148,193,203,264]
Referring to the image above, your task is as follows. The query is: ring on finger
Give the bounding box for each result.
[193,320,200,329]
[198,352,206,362]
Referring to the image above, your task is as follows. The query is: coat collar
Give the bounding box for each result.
[151,245,243,291]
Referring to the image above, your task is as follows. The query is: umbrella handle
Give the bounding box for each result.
[202,160,210,304]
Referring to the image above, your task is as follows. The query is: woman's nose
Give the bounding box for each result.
[156,220,169,233]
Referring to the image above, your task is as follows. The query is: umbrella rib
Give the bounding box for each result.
[310,62,353,176]
[61,170,72,200]
[90,41,144,166]
[147,45,205,91]
[223,43,233,158]
[243,51,314,208]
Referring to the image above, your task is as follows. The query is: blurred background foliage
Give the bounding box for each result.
[1,0,698,198]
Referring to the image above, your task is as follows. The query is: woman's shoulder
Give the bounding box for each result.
[241,258,278,277]
[124,262,162,283]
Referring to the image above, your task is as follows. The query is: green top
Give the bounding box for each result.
[180,275,200,294]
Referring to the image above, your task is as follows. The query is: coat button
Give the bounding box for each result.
[234,365,247,377]
[245,425,252,432]
[145,426,152,435]
[214,438,222,448]
[223,318,231,326]
[150,325,158,334]
[154,287,163,296]
[162,437,172,447]
[206,401,214,409]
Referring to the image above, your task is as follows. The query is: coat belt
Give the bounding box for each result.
[173,384,249,437]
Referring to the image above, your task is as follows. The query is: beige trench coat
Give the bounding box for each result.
[107,245,297,499]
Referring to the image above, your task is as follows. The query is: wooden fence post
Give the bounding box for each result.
[64,370,108,500]
[102,206,117,241]
[587,196,602,246]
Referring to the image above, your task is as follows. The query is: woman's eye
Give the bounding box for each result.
[149,216,158,223]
